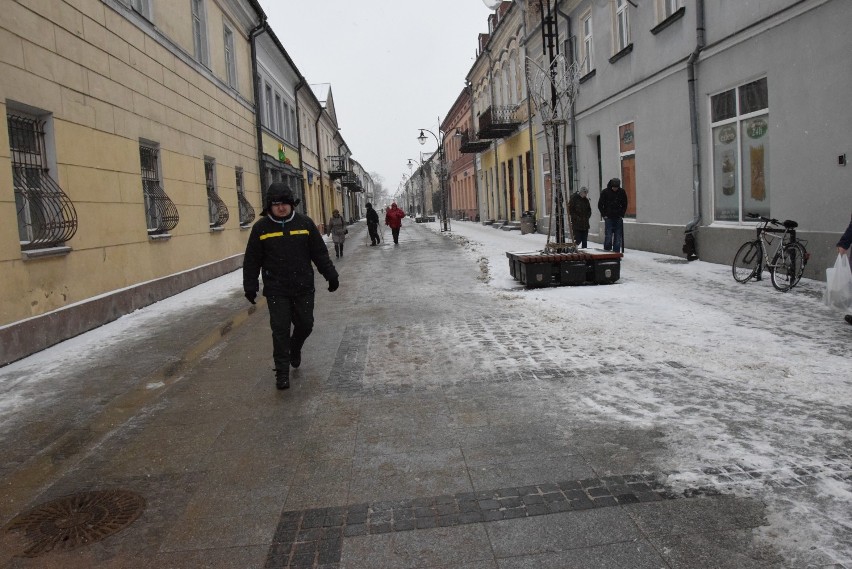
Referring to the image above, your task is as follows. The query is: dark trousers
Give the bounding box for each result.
[267,293,314,370]
[604,217,624,252]
[391,227,401,244]
[368,223,380,244]
[574,230,588,249]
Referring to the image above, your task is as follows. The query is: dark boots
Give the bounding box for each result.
[275,368,289,390]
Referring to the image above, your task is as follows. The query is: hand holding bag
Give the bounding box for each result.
[824,253,852,311]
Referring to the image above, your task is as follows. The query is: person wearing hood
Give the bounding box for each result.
[385,202,406,245]
[327,209,347,258]
[597,178,628,253]
[365,202,380,246]
[243,183,339,390]
[568,186,592,248]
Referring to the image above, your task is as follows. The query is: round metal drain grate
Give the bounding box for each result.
[3,490,146,557]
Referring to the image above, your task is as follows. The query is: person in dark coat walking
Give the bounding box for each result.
[385,202,406,245]
[365,202,380,246]
[243,183,339,389]
[598,178,628,252]
[837,215,852,325]
[568,186,592,248]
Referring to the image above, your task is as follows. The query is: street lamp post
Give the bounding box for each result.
[417,126,449,232]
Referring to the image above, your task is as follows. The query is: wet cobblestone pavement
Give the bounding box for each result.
[0,221,849,568]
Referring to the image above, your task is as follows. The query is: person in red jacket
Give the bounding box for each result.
[385,202,406,245]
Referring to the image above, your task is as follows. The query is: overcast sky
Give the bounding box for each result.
[257,0,495,202]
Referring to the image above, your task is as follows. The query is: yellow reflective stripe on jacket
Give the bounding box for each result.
[258,229,310,240]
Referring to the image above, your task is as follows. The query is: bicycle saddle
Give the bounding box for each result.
[783,220,798,229]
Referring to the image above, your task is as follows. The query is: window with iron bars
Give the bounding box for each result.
[204,158,229,228]
[139,144,179,235]
[236,167,255,227]
[7,112,78,250]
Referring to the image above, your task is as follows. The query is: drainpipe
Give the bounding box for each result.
[684,0,706,261]
[521,2,536,220]
[314,113,327,233]
[295,80,307,212]
[249,18,267,205]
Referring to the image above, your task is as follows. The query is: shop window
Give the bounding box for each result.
[711,77,769,222]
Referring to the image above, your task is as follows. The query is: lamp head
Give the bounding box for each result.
[417,130,427,146]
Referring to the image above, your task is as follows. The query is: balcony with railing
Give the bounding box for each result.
[327,155,347,180]
[477,105,522,139]
[342,172,363,192]
[457,129,491,154]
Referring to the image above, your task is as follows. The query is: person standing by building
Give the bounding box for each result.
[385,202,406,245]
[243,183,339,390]
[327,209,347,258]
[837,215,852,325]
[568,186,592,248]
[598,178,628,253]
[365,202,380,246]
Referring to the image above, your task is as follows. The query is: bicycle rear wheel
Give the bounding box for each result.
[770,243,805,291]
[732,241,762,283]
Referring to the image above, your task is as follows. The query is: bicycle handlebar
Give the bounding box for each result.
[746,213,781,225]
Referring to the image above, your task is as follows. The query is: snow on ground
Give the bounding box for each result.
[428,219,852,567]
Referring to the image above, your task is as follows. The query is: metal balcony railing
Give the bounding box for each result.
[458,129,491,153]
[477,105,522,139]
[237,191,255,226]
[327,155,347,179]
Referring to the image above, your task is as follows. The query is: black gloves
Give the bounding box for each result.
[327,279,339,292]
[245,291,257,304]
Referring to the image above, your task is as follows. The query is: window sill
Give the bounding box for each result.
[148,233,172,241]
[651,7,686,35]
[609,43,633,64]
[240,224,252,230]
[579,69,596,84]
[22,246,72,261]
[210,226,225,232]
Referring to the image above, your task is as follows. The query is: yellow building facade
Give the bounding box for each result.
[0,0,262,364]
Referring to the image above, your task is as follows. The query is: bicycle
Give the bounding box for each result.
[731,213,809,291]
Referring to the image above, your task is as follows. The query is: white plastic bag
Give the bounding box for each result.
[824,253,852,312]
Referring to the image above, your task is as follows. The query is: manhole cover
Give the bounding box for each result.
[3,490,145,557]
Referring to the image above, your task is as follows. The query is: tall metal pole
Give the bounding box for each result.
[541,0,566,244]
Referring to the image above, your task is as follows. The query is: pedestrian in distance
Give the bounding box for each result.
[598,178,628,253]
[568,186,592,248]
[385,202,406,245]
[243,183,340,390]
[328,209,347,258]
[365,202,380,246]
[836,214,852,325]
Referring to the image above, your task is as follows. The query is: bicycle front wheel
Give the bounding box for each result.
[732,241,762,283]
[770,243,806,292]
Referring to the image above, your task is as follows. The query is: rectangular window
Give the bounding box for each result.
[275,94,284,135]
[541,152,552,217]
[8,111,78,249]
[618,122,636,218]
[140,143,179,235]
[614,0,630,52]
[191,0,208,66]
[204,158,229,228]
[710,77,769,222]
[655,0,682,20]
[235,167,255,227]
[289,108,297,144]
[581,11,593,74]
[223,25,236,89]
[264,83,274,129]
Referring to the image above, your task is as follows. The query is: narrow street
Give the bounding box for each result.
[1,219,850,568]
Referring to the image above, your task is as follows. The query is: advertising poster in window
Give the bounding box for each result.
[713,124,738,221]
[741,116,769,218]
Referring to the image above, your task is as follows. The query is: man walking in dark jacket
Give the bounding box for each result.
[598,178,628,253]
[243,183,339,389]
[365,202,380,246]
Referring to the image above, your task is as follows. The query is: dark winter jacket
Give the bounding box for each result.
[837,217,852,249]
[243,211,338,297]
[568,192,592,231]
[598,186,628,219]
[366,207,379,226]
[385,204,406,229]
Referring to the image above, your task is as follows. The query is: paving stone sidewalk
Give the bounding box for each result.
[0,221,840,568]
